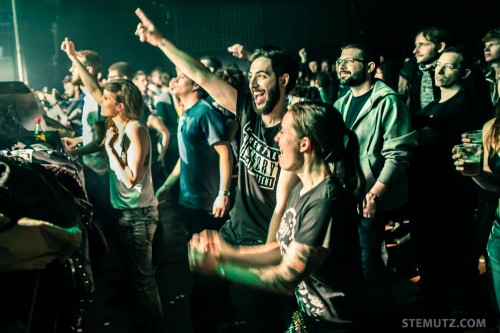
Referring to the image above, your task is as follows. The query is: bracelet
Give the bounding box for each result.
[219,190,230,197]
[367,191,381,203]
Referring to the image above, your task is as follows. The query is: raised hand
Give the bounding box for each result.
[60,37,77,57]
[135,8,163,47]
[227,43,250,59]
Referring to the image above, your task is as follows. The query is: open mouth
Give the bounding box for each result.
[253,90,265,105]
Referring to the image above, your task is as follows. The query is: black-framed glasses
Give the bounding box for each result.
[336,58,367,66]
[435,61,462,70]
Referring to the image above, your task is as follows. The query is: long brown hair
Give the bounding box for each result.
[100,79,144,145]
[288,101,366,201]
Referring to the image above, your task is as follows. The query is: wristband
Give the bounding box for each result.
[219,190,230,197]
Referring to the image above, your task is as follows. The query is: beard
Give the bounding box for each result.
[339,70,366,87]
[253,81,280,115]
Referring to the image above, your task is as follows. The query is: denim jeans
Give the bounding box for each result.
[487,216,500,311]
[358,214,394,313]
[118,206,165,333]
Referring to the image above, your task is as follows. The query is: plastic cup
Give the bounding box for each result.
[454,143,482,176]
[464,130,482,144]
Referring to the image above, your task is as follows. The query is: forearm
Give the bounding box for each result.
[266,170,300,243]
[216,143,232,193]
[74,140,103,157]
[161,159,181,190]
[473,171,500,194]
[218,261,294,295]
[106,147,134,188]
[66,54,102,101]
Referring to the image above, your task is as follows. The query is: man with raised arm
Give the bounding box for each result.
[135,8,299,333]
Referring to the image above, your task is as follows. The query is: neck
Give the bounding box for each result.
[261,96,287,127]
[440,85,462,102]
[179,94,200,110]
[297,157,328,194]
[112,115,129,132]
[350,80,373,97]
[491,62,500,78]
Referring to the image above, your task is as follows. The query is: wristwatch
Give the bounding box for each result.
[219,190,230,197]
[368,192,381,203]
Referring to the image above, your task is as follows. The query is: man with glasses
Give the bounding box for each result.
[334,43,417,319]
[410,46,491,313]
[399,26,449,115]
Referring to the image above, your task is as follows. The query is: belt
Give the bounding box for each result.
[119,206,153,215]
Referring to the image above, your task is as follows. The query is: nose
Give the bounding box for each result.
[249,76,258,89]
[274,132,280,142]
[436,65,445,74]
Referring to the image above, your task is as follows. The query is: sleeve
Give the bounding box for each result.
[236,90,253,124]
[200,103,229,146]
[293,197,334,247]
[87,105,105,125]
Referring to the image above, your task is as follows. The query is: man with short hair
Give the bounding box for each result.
[399,26,449,114]
[410,47,490,313]
[334,43,417,316]
[135,8,299,333]
[483,27,500,107]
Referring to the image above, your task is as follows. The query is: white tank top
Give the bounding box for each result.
[109,120,158,210]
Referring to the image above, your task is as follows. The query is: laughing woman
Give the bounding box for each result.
[100,79,165,333]
[189,101,367,332]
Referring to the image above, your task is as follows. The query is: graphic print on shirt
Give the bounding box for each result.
[277,206,330,319]
[277,207,297,255]
[239,122,280,190]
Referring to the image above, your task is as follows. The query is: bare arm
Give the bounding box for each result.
[266,170,300,243]
[147,114,170,163]
[212,142,233,218]
[190,233,329,295]
[135,8,238,114]
[61,38,103,102]
[155,158,180,200]
[106,124,149,189]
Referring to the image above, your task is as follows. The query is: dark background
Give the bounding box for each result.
[0,0,498,91]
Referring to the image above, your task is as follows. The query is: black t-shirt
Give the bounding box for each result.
[344,89,372,129]
[276,177,363,325]
[228,91,282,243]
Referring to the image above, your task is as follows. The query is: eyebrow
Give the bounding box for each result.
[249,69,270,76]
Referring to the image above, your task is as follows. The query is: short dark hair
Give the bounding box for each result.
[340,43,378,67]
[415,26,449,46]
[442,45,472,71]
[482,28,500,43]
[250,45,299,94]
[76,50,102,73]
[108,62,133,79]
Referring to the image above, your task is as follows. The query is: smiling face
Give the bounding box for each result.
[274,112,303,172]
[337,48,368,87]
[248,57,281,115]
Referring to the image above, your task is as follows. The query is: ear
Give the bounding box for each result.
[299,136,311,153]
[462,68,472,80]
[366,61,376,74]
[86,66,95,76]
[279,74,290,89]
[437,42,446,53]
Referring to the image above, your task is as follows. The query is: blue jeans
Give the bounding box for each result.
[118,206,165,333]
[487,216,500,311]
[358,214,394,313]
